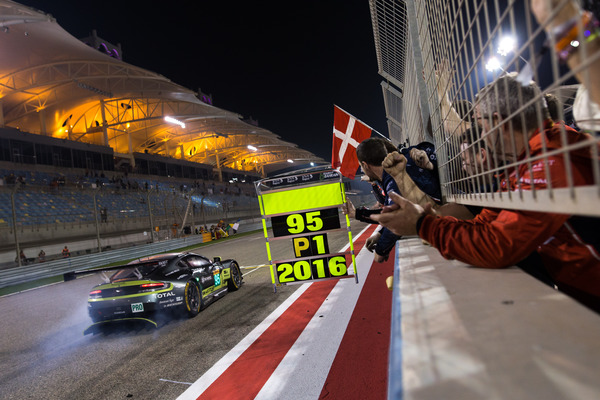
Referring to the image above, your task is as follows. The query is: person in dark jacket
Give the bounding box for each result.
[344,138,402,262]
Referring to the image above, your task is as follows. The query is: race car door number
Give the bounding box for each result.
[131,303,144,313]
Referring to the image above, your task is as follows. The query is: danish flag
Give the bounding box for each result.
[331,106,372,179]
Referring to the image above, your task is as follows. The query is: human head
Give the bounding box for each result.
[474,72,548,162]
[460,126,493,176]
[356,138,388,181]
[356,138,388,165]
[381,139,398,154]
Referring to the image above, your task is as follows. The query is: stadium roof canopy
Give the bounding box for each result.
[0,0,325,177]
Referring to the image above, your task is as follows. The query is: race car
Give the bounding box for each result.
[66,252,243,333]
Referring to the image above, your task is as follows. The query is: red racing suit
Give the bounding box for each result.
[419,120,600,305]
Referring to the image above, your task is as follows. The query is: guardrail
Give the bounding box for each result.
[0,235,207,289]
[0,219,266,289]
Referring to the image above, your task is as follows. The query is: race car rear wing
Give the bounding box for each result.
[63,261,161,282]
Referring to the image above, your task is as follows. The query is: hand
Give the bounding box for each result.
[435,59,453,95]
[342,198,356,219]
[382,151,407,179]
[365,232,381,253]
[531,0,580,31]
[409,148,434,170]
[374,252,389,263]
[371,191,426,236]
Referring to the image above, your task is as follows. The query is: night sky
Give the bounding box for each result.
[16,0,387,162]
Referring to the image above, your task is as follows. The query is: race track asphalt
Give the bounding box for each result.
[0,222,369,400]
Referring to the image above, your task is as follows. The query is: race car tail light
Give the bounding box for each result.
[140,282,168,292]
[89,290,101,295]
[141,283,165,288]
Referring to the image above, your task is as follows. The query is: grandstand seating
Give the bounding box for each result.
[0,166,259,228]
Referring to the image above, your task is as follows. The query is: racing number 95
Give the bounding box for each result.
[276,256,348,283]
[286,211,322,234]
[271,208,340,238]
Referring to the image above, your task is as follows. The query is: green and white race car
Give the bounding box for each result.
[68,252,243,333]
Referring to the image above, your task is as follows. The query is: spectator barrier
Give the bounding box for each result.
[0,218,264,288]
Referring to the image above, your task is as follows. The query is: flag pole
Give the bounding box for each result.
[334,104,390,141]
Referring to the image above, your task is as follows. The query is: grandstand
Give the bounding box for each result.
[0,157,260,264]
[0,0,338,266]
[0,0,326,177]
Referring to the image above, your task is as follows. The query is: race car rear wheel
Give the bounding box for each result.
[227,262,243,291]
[184,280,202,317]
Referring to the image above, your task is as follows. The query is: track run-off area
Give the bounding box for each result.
[0,221,395,400]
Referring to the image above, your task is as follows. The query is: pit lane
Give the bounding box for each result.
[0,224,367,400]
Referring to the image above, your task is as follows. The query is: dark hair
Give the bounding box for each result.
[460,125,486,149]
[381,138,398,153]
[356,138,388,166]
[453,99,474,120]
[475,72,548,132]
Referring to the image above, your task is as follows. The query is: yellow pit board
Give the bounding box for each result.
[255,169,358,290]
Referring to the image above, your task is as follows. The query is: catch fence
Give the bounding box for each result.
[370,0,600,215]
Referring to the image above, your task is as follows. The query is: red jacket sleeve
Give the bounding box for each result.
[418,208,570,268]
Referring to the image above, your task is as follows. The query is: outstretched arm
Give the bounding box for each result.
[382,151,437,208]
[435,60,471,137]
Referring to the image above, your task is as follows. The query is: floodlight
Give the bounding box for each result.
[247,145,258,151]
[164,116,185,129]
[485,57,502,72]
[497,36,515,57]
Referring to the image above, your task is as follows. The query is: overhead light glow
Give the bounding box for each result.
[164,116,185,129]
[497,36,515,57]
[485,57,502,72]
[247,145,257,151]
[310,162,315,166]
[287,159,294,163]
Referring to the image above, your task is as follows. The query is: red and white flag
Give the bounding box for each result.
[331,105,372,179]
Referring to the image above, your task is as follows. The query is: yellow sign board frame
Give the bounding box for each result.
[255,169,358,291]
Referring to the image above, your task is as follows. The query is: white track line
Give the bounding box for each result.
[177,224,372,400]
[255,235,375,399]
[177,282,312,400]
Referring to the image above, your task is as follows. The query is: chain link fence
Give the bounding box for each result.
[371,0,600,216]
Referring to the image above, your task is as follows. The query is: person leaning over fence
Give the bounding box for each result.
[430,125,502,220]
[343,138,401,263]
[62,246,70,258]
[344,139,385,244]
[371,73,600,312]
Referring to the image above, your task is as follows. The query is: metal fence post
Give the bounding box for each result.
[11,186,20,267]
[93,191,101,252]
[147,189,155,243]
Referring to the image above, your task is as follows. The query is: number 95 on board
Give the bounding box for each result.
[275,255,349,283]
